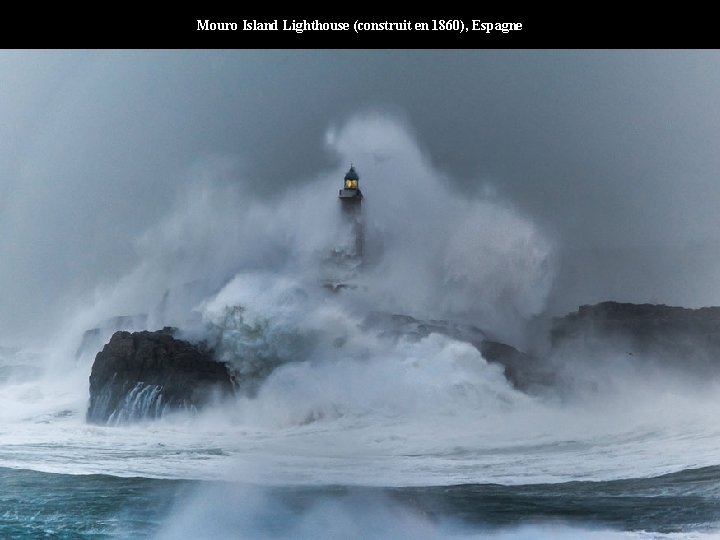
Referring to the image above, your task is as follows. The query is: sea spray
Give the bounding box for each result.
[49,113,555,361]
[4,114,720,490]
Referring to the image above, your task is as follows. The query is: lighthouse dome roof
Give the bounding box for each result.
[344,165,359,181]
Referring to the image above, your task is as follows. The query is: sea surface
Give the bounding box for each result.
[4,465,720,539]
[4,275,720,538]
[4,347,720,539]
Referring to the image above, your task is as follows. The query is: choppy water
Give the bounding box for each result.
[5,304,720,538]
[4,465,720,539]
[0,467,183,539]
[2,156,720,538]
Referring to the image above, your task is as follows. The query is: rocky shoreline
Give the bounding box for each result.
[86,301,720,424]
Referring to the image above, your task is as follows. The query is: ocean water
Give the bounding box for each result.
[4,318,720,539]
[4,465,720,539]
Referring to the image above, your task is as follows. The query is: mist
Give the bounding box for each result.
[153,482,671,540]
[3,49,720,345]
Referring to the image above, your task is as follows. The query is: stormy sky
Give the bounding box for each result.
[2,49,720,344]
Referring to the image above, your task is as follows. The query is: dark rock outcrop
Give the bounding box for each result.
[361,312,554,391]
[478,340,555,390]
[87,328,235,425]
[362,303,720,389]
[550,301,720,374]
[552,302,720,343]
[88,301,720,426]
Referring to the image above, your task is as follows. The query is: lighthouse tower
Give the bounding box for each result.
[338,164,364,258]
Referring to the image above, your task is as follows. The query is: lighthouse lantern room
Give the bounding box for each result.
[339,164,362,211]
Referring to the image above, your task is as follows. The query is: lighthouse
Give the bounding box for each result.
[338,164,364,258]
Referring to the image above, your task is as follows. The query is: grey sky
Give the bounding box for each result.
[2,50,720,343]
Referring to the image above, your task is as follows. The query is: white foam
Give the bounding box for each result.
[0,115,717,491]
